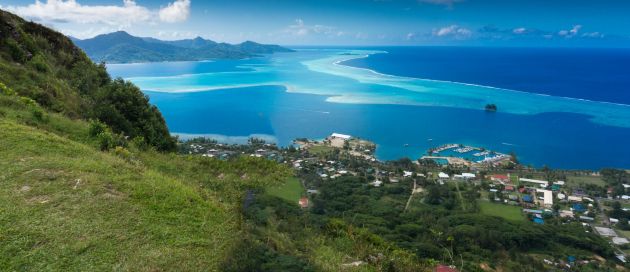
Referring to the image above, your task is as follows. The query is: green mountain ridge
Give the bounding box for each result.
[72,31,295,63]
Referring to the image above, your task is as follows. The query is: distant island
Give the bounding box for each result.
[71,31,294,63]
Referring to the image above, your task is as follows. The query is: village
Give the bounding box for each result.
[180,132,630,269]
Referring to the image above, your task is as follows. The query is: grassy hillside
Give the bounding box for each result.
[0,9,174,151]
[0,92,292,271]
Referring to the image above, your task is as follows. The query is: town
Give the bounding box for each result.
[180,132,630,270]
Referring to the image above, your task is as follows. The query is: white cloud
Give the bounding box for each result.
[159,0,191,23]
[286,19,337,37]
[582,32,604,38]
[433,25,471,39]
[4,0,191,28]
[513,27,527,34]
[5,0,150,26]
[558,25,582,38]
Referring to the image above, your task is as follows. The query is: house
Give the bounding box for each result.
[520,178,549,187]
[595,227,617,237]
[610,218,620,224]
[538,189,553,207]
[307,189,319,194]
[434,265,458,272]
[557,193,566,200]
[613,237,630,245]
[438,172,450,179]
[299,197,309,208]
[504,185,515,192]
[403,171,413,177]
[372,180,383,187]
[579,216,594,222]
[559,210,574,218]
[568,196,583,202]
[490,174,509,183]
[522,195,533,203]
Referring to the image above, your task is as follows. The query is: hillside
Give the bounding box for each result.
[0,10,174,151]
[72,31,294,63]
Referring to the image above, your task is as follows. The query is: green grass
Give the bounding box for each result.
[267,177,304,203]
[0,120,238,271]
[478,201,524,222]
[308,145,335,155]
[566,175,605,187]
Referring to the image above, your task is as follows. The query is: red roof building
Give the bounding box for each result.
[435,265,458,272]
[299,197,309,208]
[490,174,509,182]
[504,185,515,191]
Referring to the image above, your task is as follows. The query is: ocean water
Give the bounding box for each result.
[107,48,630,169]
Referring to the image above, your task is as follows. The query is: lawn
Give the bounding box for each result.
[566,175,605,187]
[308,145,335,155]
[478,201,525,222]
[267,177,304,203]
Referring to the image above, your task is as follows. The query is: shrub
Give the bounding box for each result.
[88,120,108,137]
[31,107,47,122]
[28,54,50,73]
[19,96,37,107]
[131,136,149,151]
[97,131,114,151]
[0,82,16,96]
[114,146,132,160]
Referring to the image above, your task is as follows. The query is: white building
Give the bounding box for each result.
[520,178,549,186]
[330,133,352,140]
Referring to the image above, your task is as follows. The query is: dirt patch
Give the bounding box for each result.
[26,195,50,204]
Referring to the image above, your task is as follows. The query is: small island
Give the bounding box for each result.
[485,103,498,112]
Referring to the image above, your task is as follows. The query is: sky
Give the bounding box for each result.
[1,0,630,46]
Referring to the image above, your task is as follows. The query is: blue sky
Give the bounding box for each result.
[1,0,629,46]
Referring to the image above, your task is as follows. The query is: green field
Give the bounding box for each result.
[479,201,525,222]
[267,177,304,203]
[308,145,335,155]
[566,175,605,187]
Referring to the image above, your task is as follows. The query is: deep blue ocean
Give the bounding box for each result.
[343,47,630,104]
[108,47,630,169]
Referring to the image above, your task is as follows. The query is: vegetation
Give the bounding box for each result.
[0,10,175,151]
[72,31,294,63]
[267,177,304,203]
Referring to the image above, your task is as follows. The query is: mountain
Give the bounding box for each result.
[73,31,294,63]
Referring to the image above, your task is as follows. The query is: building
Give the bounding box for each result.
[299,197,309,208]
[595,227,617,237]
[434,265,458,272]
[438,172,450,179]
[613,237,630,245]
[490,174,509,183]
[520,178,549,187]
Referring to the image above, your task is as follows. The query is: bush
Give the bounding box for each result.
[19,96,37,107]
[0,82,16,96]
[30,107,47,122]
[88,120,108,137]
[114,146,132,160]
[131,136,149,151]
[97,131,114,151]
[28,54,50,73]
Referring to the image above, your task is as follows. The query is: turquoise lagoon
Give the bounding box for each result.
[107,49,630,169]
